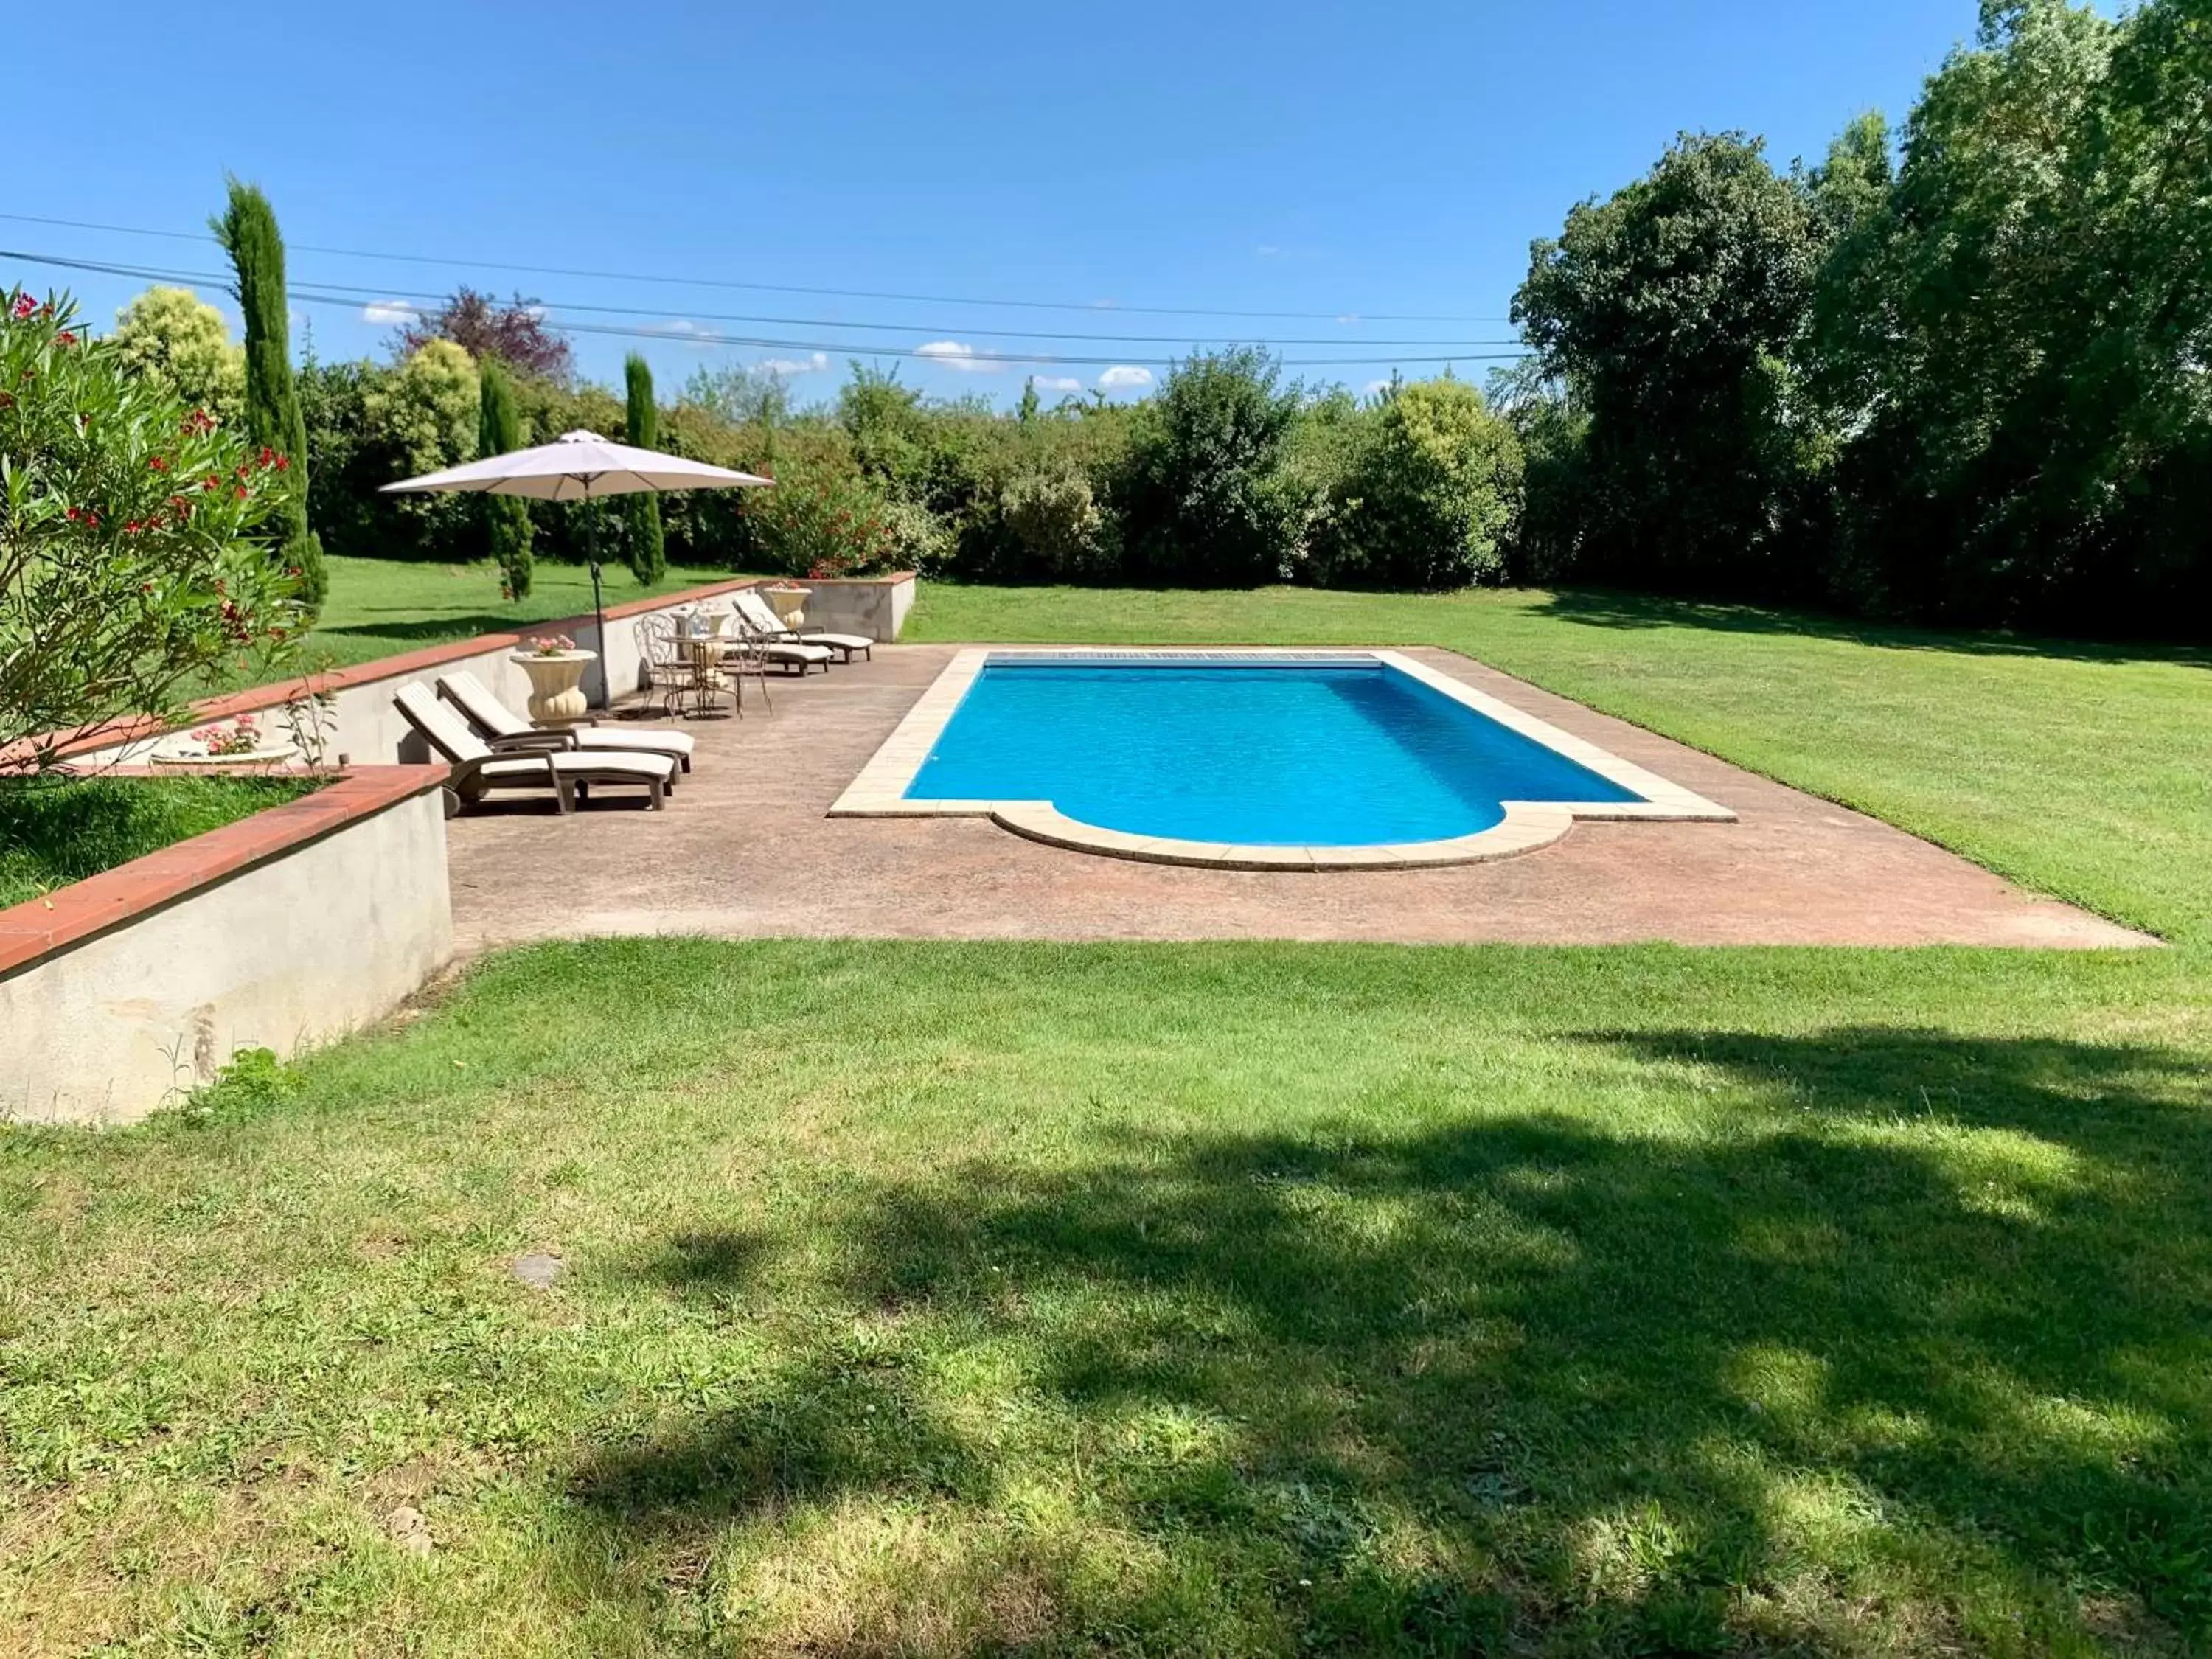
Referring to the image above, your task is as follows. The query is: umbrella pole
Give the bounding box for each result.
[585,496,608,710]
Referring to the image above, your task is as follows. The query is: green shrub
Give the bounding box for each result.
[110,287,244,427]
[478,358,532,598]
[363,341,481,563]
[212,181,325,613]
[1319,379,1523,590]
[1,290,303,768]
[622,354,665,585]
[1119,348,1311,586]
[741,461,897,577]
[1000,468,1117,579]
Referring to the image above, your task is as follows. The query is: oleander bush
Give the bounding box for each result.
[0,289,302,769]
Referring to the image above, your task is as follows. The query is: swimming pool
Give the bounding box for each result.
[833,650,1733,869]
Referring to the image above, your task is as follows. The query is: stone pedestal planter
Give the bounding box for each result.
[510,650,597,724]
[761,584,811,629]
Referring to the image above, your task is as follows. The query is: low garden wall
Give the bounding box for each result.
[0,767,453,1126]
[49,571,918,771]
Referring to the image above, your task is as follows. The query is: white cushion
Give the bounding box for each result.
[480,751,674,785]
[581,727,695,759]
[800,632,873,651]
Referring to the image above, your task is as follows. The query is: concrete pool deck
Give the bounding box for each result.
[444,644,2154,952]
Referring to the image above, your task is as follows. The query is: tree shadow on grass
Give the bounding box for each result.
[1536,586,2212,671]
[568,1029,2212,1652]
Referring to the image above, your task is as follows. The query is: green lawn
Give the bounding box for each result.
[5,584,2210,1656]
[0,774,322,909]
[206,556,746,691]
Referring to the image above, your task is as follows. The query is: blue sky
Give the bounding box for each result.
[13,1,1978,407]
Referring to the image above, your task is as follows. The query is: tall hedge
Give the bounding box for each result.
[212,181,326,613]
[477,357,533,598]
[622,354,665,585]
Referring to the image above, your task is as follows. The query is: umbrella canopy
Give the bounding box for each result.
[380,429,771,501]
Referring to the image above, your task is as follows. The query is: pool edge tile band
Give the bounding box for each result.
[828,647,1736,868]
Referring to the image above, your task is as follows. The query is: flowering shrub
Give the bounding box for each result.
[739,462,897,577]
[524,633,576,657]
[189,714,263,757]
[1,289,303,770]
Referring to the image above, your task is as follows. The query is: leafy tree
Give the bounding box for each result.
[394,288,572,382]
[622,354,665,585]
[478,356,532,599]
[212,180,325,612]
[1513,132,1826,597]
[1814,0,2210,629]
[1,291,301,769]
[1321,378,1523,589]
[1119,347,1310,585]
[681,362,794,429]
[110,287,244,425]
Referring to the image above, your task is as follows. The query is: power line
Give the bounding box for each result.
[3,248,1530,370]
[7,246,1519,348]
[0,209,1517,326]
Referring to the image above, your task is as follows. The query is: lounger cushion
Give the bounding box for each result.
[574,727,695,761]
[799,631,872,653]
[479,751,675,786]
[759,641,834,665]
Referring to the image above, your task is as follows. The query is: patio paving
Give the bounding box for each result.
[443,644,2153,951]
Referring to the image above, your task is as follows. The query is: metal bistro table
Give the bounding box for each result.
[672,617,733,719]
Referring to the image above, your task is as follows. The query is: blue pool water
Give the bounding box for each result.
[905,659,1644,846]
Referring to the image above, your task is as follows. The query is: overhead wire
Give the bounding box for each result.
[1,247,1530,369]
[0,209,1518,326]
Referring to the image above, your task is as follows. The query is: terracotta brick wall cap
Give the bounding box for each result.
[0,765,448,975]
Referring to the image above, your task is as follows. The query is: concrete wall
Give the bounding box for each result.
[785,573,917,642]
[63,574,919,770]
[1,782,453,1127]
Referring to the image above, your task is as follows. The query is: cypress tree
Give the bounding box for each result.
[622,353,666,585]
[478,358,533,599]
[212,179,326,612]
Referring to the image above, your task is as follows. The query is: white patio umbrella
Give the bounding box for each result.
[382,430,772,706]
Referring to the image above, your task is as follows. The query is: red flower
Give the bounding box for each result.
[201,476,220,492]
[8,294,35,320]
[53,330,75,346]
[64,507,80,521]
[148,455,167,472]
[233,484,248,499]
[273,453,289,471]
[257,446,276,467]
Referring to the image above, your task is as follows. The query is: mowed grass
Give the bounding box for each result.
[2,942,2206,1655]
[5,583,2211,1654]
[0,774,322,908]
[204,556,746,691]
[908,585,2212,944]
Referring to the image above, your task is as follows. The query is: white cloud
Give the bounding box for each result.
[1364,378,1394,395]
[915,339,1003,373]
[361,299,417,326]
[647,319,721,349]
[1097,364,1153,391]
[1028,374,1082,393]
[756,352,830,377]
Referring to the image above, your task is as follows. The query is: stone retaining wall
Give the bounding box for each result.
[44,571,917,771]
[0,768,453,1126]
